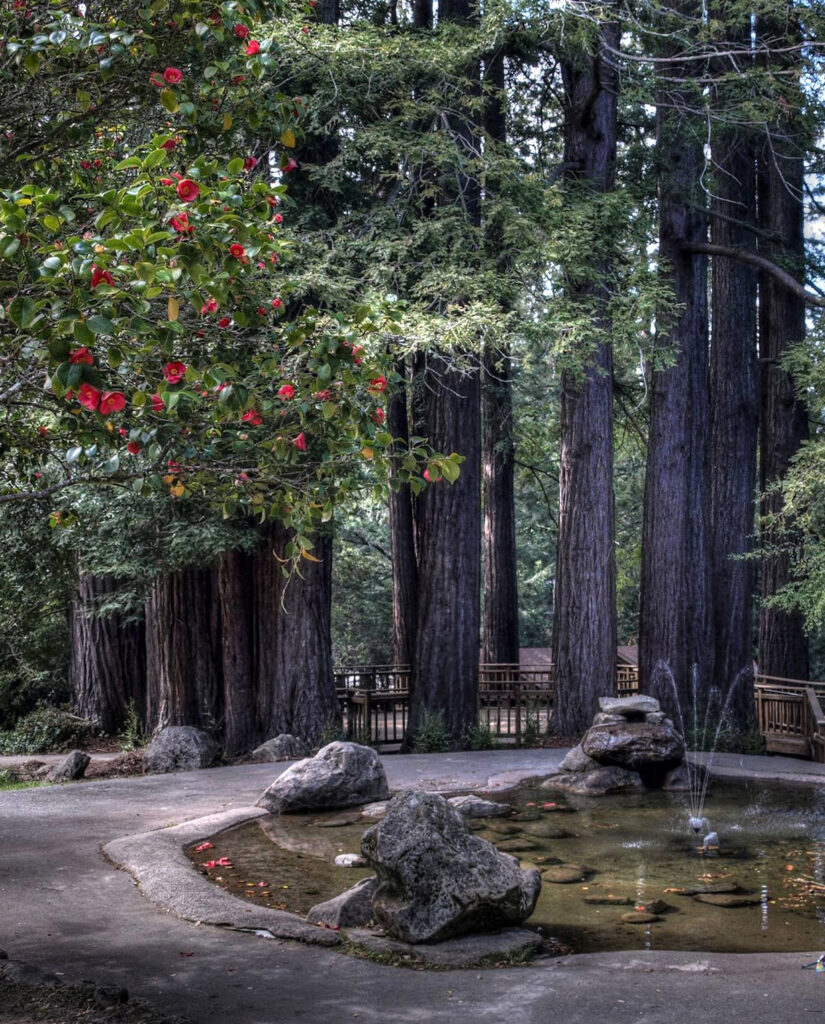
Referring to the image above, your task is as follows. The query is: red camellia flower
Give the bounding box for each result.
[292,432,307,451]
[80,160,93,170]
[169,212,193,234]
[217,316,231,328]
[229,243,246,259]
[78,383,101,411]
[69,346,94,365]
[372,407,385,425]
[242,409,262,426]
[272,297,283,309]
[423,468,442,483]
[38,425,49,437]
[233,22,249,38]
[256,306,266,315]
[201,297,218,315]
[314,389,333,401]
[176,179,200,203]
[161,138,179,151]
[163,361,187,384]
[274,213,283,224]
[266,195,278,207]
[245,39,260,55]
[91,265,115,288]
[277,384,295,400]
[149,71,165,88]
[99,391,126,415]
[283,156,298,173]
[368,375,387,393]
[151,392,164,412]
[126,440,141,455]
[243,156,258,170]
[163,67,183,85]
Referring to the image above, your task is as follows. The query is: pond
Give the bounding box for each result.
[186,778,825,954]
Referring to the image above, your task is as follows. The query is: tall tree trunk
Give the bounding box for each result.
[218,547,259,756]
[387,364,418,667]
[708,13,759,729]
[144,567,223,736]
[481,48,519,667]
[757,23,810,681]
[410,354,481,743]
[69,573,145,735]
[640,1,712,717]
[551,9,619,734]
[260,525,339,743]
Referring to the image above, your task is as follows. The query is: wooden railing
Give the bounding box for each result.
[334,661,640,747]
[755,676,825,762]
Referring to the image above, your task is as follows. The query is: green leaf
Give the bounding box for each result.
[1,237,21,258]
[66,446,82,464]
[160,89,179,113]
[72,321,94,346]
[86,316,115,336]
[101,454,120,475]
[143,148,167,170]
[8,297,37,328]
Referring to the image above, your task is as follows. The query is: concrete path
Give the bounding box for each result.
[2,748,825,1024]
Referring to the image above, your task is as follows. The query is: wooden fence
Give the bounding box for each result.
[754,675,825,762]
[334,661,640,747]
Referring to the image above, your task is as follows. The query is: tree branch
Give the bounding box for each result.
[681,241,825,308]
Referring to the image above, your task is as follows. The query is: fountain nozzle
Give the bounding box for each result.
[689,815,709,835]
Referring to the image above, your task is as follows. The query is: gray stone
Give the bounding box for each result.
[598,695,661,716]
[47,749,90,783]
[360,801,388,819]
[447,795,512,818]
[257,742,389,814]
[361,791,541,944]
[306,877,378,928]
[344,927,542,967]
[583,894,633,905]
[692,892,761,907]
[621,911,660,924]
[661,762,694,791]
[487,822,521,835]
[334,853,368,868]
[542,766,644,796]
[637,899,669,915]
[145,726,220,774]
[557,744,599,773]
[645,711,667,724]
[672,881,739,895]
[581,721,685,776]
[496,837,539,853]
[592,713,628,726]
[542,865,586,884]
[520,821,576,839]
[252,734,309,762]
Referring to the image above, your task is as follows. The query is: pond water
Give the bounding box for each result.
[187,779,825,954]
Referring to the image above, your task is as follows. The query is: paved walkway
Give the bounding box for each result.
[2,748,825,1024]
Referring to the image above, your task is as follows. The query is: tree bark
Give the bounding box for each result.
[481,48,519,667]
[551,9,619,734]
[757,25,810,681]
[409,353,481,744]
[387,363,418,667]
[144,567,223,736]
[69,573,145,735]
[708,12,759,728]
[640,0,712,718]
[259,525,339,743]
[218,547,259,756]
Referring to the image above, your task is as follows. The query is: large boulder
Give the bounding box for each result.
[257,742,389,814]
[361,791,541,944]
[557,744,598,774]
[252,734,309,762]
[581,720,684,783]
[542,766,643,796]
[47,749,90,783]
[145,726,220,774]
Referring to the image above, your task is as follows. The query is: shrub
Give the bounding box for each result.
[0,705,95,755]
[412,709,451,753]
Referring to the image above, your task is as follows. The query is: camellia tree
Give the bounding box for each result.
[0,0,461,554]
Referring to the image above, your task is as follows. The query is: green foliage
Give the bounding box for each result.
[0,770,41,791]
[119,700,145,752]
[0,704,94,754]
[462,723,497,751]
[411,709,450,753]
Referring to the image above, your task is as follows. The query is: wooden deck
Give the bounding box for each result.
[754,675,825,762]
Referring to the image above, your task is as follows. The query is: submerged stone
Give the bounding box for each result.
[621,911,660,924]
[542,864,586,884]
[447,795,512,818]
[583,894,633,906]
[692,892,761,907]
[542,766,644,796]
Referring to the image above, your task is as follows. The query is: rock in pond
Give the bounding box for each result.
[542,864,587,884]
[542,766,644,796]
[306,877,378,928]
[145,726,220,774]
[581,720,685,779]
[334,853,368,868]
[252,734,309,762]
[692,893,761,907]
[557,744,599,774]
[583,894,633,906]
[47,749,90,783]
[598,695,661,717]
[361,791,541,944]
[447,795,512,818]
[621,911,660,924]
[257,742,389,814]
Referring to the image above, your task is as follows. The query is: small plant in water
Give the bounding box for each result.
[412,709,451,753]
